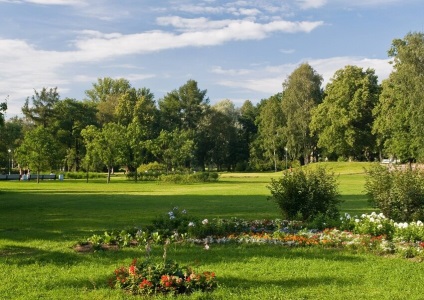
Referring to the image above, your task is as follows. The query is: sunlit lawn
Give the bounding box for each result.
[1,164,422,299]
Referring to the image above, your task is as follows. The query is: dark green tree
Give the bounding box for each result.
[22,87,60,128]
[158,80,209,131]
[255,94,285,172]
[311,65,380,160]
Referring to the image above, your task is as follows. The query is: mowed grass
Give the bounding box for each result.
[1,162,423,300]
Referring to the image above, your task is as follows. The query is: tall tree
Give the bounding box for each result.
[282,63,323,165]
[373,32,424,162]
[255,94,285,172]
[158,80,209,131]
[311,65,380,161]
[22,87,60,127]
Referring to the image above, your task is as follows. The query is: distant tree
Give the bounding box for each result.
[22,87,60,128]
[255,94,285,172]
[373,32,424,163]
[195,101,238,171]
[53,98,97,171]
[311,65,380,161]
[147,129,194,173]
[81,123,127,183]
[238,100,258,166]
[282,63,323,165]
[15,126,61,183]
[0,98,6,128]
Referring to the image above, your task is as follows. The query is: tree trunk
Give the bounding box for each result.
[107,167,111,183]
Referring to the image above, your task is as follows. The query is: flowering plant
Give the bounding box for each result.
[110,258,217,296]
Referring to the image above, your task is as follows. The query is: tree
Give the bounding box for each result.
[147,129,194,173]
[238,100,258,168]
[85,77,132,125]
[22,87,60,128]
[15,126,61,183]
[53,98,97,171]
[158,80,209,131]
[0,96,6,128]
[255,94,285,171]
[195,101,238,171]
[282,63,323,165]
[81,123,127,183]
[373,32,424,163]
[311,65,380,161]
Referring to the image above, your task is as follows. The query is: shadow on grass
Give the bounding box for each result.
[221,275,353,290]
[0,244,91,266]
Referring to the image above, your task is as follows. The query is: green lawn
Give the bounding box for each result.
[1,164,422,299]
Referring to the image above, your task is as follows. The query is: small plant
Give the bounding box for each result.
[110,242,218,296]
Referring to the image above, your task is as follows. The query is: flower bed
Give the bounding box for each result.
[76,209,424,259]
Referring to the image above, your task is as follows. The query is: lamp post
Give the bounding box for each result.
[284,147,288,171]
[8,149,11,175]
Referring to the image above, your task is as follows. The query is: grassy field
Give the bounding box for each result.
[1,162,422,299]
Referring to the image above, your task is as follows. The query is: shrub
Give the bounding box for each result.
[267,167,340,222]
[365,164,424,222]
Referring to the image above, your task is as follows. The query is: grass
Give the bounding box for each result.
[1,163,422,299]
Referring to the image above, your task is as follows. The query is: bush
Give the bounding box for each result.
[365,164,424,222]
[160,172,219,184]
[267,167,340,221]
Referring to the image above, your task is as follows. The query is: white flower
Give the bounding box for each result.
[204,243,210,250]
[182,209,187,214]
[170,215,176,220]
[188,222,195,227]
[344,213,351,220]
[417,220,423,226]
[355,219,360,223]
[369,217,375,223]
[202,219,209,225]
[377,224,383,229]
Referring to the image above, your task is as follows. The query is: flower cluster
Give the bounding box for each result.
[110,259,218,296]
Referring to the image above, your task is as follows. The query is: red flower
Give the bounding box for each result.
[128,265,137,276]
[139,278,152,289]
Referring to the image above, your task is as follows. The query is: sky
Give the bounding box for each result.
[0,0,423,118]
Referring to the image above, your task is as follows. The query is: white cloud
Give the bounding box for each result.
[296,0,327,9]
[21,0,86,5]
[72,19,323,60]
[214,56,392,96]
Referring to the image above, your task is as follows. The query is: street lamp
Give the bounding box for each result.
[8,149,11,175]
[284,147,288,171]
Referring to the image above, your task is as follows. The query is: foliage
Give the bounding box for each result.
[311,65,380,161]
[65,171,105,179]
[15,126,62,182]
[282,63,323,164]
[255,93,285,172]
[372,32,424,162]
[267,167,341,221]
[364,164,424,221]
[22,87,60,128]
[159,172,219,184]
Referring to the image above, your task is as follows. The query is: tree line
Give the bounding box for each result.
[0,32,423,179]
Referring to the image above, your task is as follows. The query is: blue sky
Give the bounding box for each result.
[1,0,423,118]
